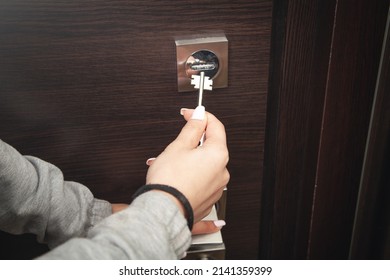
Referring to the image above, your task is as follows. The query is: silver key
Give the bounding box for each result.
[191,72,212,146]
[191,71,213,107]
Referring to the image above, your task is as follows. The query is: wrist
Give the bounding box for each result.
[132,184,194,231]
[151,190,186,216]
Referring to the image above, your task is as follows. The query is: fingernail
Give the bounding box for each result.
[191,105,205,120]
[180,108,189,116]
[213,220,226,228]
[146,157,156,166]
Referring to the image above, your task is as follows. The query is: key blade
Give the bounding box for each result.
[198,71,205,107]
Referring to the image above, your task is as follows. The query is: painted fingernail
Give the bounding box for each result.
[180,108,189,116]
[146,157,156,166]
[213,220,226,228]
[191,105,205,120]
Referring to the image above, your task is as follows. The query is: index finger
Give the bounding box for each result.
[181,109,227,147]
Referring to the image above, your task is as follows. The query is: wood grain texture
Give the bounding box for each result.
[0,0,272,259]
[261,0,389,259]
[261,0,337,259]
[343,8,390,260]
[307,0,389,259]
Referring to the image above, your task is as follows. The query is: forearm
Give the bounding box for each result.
[37,192,191,259]
[0,139,112,248]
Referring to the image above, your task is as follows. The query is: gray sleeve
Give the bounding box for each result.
[37,192,192,259]
[0,139,112,248]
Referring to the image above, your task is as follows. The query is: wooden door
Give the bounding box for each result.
[0,0,271,259]
[261,0,390,259]
[2,0,388,260]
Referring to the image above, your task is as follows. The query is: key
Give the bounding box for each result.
[191,71,213,146]
[191,71,213,107]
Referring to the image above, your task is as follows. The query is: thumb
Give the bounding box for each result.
[173,106,207,149]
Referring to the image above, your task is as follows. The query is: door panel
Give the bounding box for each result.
[0,0,272,259]
[260,0,337,259]
[307,0,389,259]
[262,0,389,259]
[349,9,390,258]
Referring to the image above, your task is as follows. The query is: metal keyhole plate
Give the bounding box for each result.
[175,34,228,92]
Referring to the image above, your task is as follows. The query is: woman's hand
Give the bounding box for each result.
[145,107,230,224]
[191,220,226,235]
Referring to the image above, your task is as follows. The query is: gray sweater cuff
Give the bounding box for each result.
[39,191,192,259]
[85,190,192,259]
[88,198,112,229]
[130,191,192,258]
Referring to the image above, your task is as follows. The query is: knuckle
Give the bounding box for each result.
[219,146,230,165]
[223,169,230,185]
[223,149,230,165]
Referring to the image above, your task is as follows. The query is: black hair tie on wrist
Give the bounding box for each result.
[132,184,194,231]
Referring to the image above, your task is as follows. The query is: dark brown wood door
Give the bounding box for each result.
[0,0,271,259]
[261,0,390,259]
[2,0,389,260]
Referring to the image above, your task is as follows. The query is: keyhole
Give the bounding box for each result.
[185,50,219,79]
